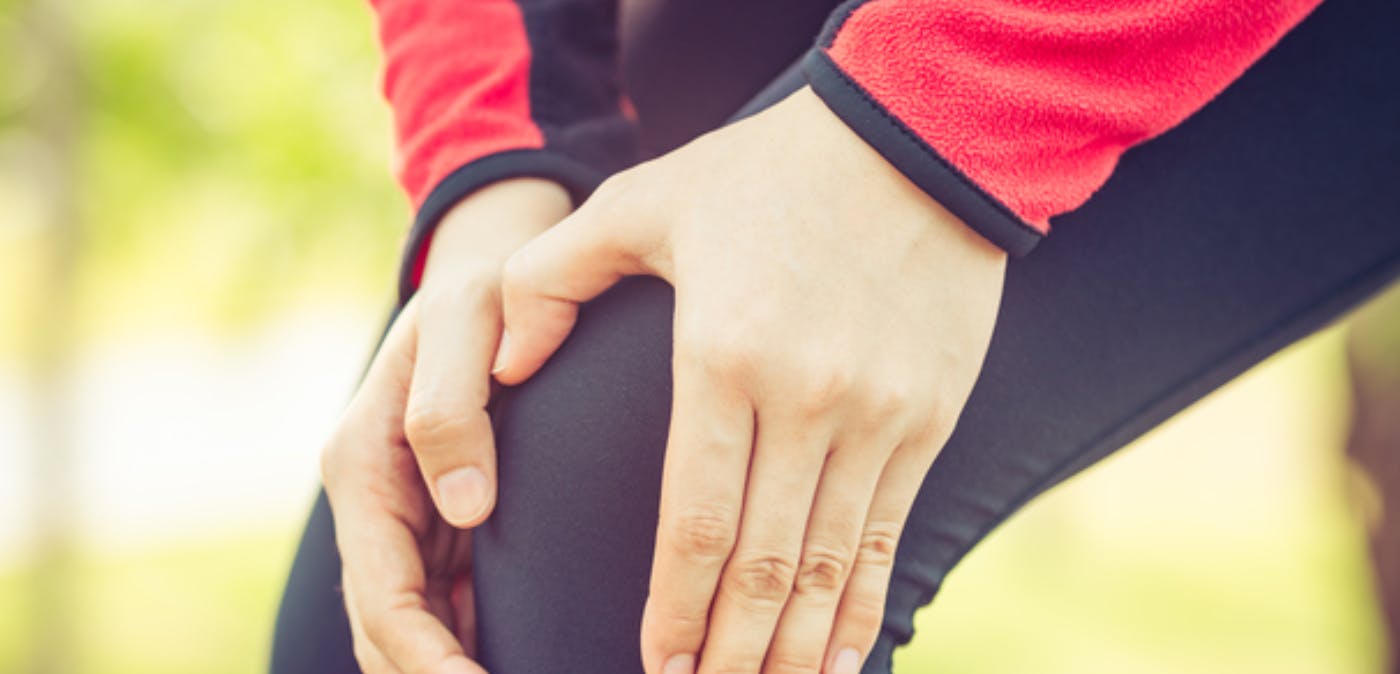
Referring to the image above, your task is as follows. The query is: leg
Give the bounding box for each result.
[868,0,1400,667]
[472,276,676,673]
[272,0,1399,669]
[270,2,842,668]
[269,492,359,673]
[473,0,1400,671]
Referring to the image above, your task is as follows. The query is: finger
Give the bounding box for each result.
[427,577,459,640]
[335,495,487,674]
[326,301,485,674]
[639,363,754,674]
[824,438,939,674]
[761,443,887,674]
[345,581,405,674]
[494,177,667,385]
[404,284,501,527]
[697,411,831,674]
[452,575,478,659]
[321,299,420,523]
[324,303,418,674]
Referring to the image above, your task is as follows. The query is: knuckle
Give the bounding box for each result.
[857,522,902,568]
[725,553,798,608]
[793,542,853,596]
[589,172,640,214]
[705,652,772,674]
[500,250,534,292]
[708,655,767,674]
[678,327,757,381]
[595,172,630,197]
[652,602,709,635]
[666,501,739,560]
[842,589,888,640]
[923,389,961,431]
[791,362,855,415]
[863,381,915,424]
[764,651,823,674]
[403,407,472,454]
[907,421,952,460]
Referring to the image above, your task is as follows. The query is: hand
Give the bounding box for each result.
[492,88,1007,674]
[320,178,571,674]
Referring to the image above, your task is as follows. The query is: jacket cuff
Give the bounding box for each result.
[397,149,605,302]
[802,49,1043,257]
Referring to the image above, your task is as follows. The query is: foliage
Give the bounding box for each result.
[1,0,406,352]
[0,1,1391,673]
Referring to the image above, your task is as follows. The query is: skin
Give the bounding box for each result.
[320,177,571,674]
[322,85,1006,674]
[493,87,1006,674]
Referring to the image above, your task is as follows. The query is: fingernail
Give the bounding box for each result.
[436,466,488,523]
[832,648,861,674]
[662,654,694,674]
[491,332,510,374]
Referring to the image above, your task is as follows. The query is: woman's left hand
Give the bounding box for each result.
[491,86,1007,674]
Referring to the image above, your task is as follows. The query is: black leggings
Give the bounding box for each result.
[271,0,1400,671]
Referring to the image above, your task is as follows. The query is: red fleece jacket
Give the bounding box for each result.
[371,0,1323,294]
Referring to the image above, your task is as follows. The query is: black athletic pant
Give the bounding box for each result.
[271,0,1400,671]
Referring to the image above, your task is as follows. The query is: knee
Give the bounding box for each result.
[486,276,675,532]
[470,277,676,672]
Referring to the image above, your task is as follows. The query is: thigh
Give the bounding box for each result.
[269,281,678,674]
[269,492,359,674]
[868,0,1400,670]
[273,0,1399,670]
[473,4,1400,664]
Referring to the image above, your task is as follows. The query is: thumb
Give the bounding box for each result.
[493,186,666,385]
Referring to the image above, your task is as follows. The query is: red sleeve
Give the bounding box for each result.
[371,0,635,297]
[804,0,1324,255]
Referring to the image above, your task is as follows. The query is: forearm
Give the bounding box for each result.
[369,0,634,299]
[419,178,571,289]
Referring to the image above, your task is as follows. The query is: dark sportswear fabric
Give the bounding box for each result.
[372,0,638,297]
[271,0,1400,672]
[376,0,1322,288]
[806,0,1321,252]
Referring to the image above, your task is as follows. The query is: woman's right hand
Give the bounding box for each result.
[320,178,572,673]
[400,178,571,528]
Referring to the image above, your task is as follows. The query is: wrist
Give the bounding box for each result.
[420,178,572,288]
[774,87,1009,269]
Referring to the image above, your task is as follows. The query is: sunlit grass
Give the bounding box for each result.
[896,328,1387,673]
[2,526,299,674]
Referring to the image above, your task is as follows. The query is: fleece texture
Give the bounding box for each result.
[373,0,1323,268]
[811,0,1324,251]
[370,0,635,296]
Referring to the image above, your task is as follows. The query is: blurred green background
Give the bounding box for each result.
[0,0,1392,672]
